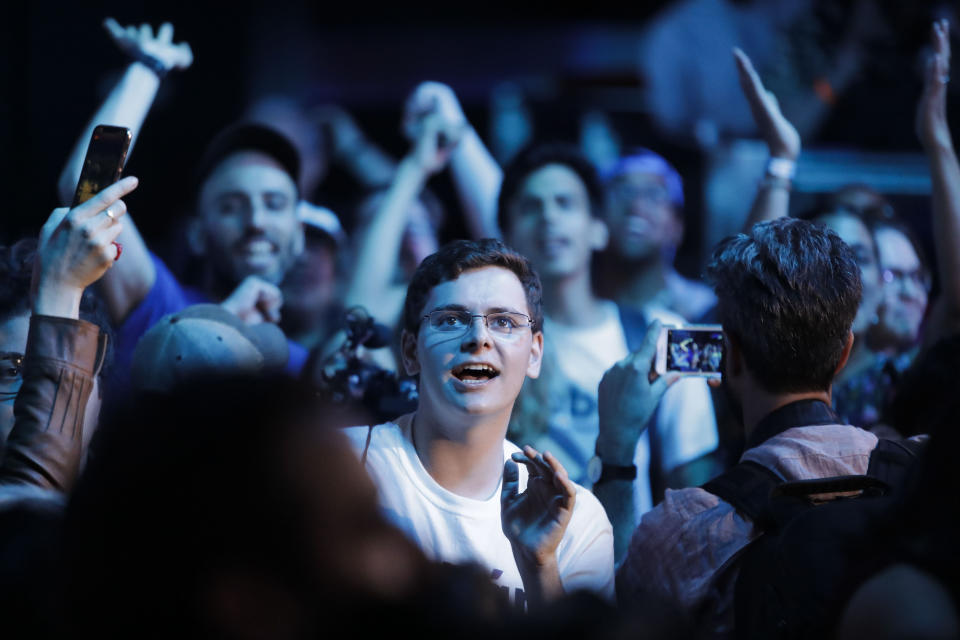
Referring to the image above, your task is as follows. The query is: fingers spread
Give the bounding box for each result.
[177,42,194,67]
[103,17,123,38]
[157,22,174,44]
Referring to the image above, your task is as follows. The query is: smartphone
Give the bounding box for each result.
[72,125,132,207]
[655,324,724,378]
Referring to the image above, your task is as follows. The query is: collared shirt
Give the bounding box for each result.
[616,400,878,633]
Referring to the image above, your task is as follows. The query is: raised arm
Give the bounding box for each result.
[314,104,398,189]
[1,179,137,491]
[57,19,192,324]
[918,19,960,344]
[734,48,801,231]
[592,320,678,564]
[403,82,503,239]
[343,113,454,321]
[57,19,192,205]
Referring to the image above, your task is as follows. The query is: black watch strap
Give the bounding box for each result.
[597,462,637,484]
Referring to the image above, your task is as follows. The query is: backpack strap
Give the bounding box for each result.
[771,474,890,499]
[866,437,923,487]
[701,461,782,523]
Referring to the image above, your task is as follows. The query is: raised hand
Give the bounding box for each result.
[33,176,139,319]
[312,104,367,159]
[501,445,576,576]
[596,320,679,465]
[103,18,193,73]
[733,47,800,161]
[408,112,460,176]
[402,81,468,146]
[917,19,952,152]
[221,276,283,325]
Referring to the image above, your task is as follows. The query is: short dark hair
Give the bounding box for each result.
[496,143,603,235]
[401,238,543,335]
[194,122,301,198]
[706,218,862,393]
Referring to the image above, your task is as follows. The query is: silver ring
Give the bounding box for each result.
[104,206,116,220]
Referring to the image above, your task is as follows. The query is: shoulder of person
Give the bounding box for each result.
[618,486,754,610]
[743,423,879,481]
[341,418,405,457]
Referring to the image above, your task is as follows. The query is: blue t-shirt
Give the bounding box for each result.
[111,253,307,398]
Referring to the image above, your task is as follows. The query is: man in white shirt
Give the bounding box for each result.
[344,239,614,609]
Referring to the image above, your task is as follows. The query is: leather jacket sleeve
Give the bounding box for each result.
[0,315,107,491]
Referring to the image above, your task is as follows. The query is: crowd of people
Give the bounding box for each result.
[1,13,959,639]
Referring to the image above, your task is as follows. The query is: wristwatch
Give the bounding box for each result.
[587,455,637,485]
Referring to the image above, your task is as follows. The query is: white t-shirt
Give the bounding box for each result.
[536,301,718,517]
[343,414,615,607]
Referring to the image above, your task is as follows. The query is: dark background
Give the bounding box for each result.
[1,0,955,277]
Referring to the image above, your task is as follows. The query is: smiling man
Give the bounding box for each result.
[82,124,310,390]
[344,239,614,610]
[55,22,310,384]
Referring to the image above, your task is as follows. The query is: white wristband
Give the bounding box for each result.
[766,157,796,180]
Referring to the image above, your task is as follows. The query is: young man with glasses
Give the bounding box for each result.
[344,238,614,610]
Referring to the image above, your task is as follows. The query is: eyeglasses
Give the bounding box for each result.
[422,310,534,338]
[610,182,671,205]
[0,352,24,401]
[881,267,931,293]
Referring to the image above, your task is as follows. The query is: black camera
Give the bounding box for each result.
[310,307,418,423]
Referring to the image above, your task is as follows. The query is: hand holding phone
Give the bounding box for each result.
[72,125,132,207]
[654,324,724,378]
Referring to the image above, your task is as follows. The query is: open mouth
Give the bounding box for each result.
[539,236,570,254]
[451,363,501,382]
[237,238,277,257]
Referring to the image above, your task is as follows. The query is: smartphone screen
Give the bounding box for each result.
[72,125,132,206]
[657,325,724,377]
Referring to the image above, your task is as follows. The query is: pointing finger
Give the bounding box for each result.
[75,176,139,221]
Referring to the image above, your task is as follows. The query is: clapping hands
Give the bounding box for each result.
[403,82,468,174]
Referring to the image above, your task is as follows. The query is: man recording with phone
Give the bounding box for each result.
[596,217,879,634]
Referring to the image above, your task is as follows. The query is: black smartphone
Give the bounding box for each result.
[72,125,132,207]
[655,324,724,378]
